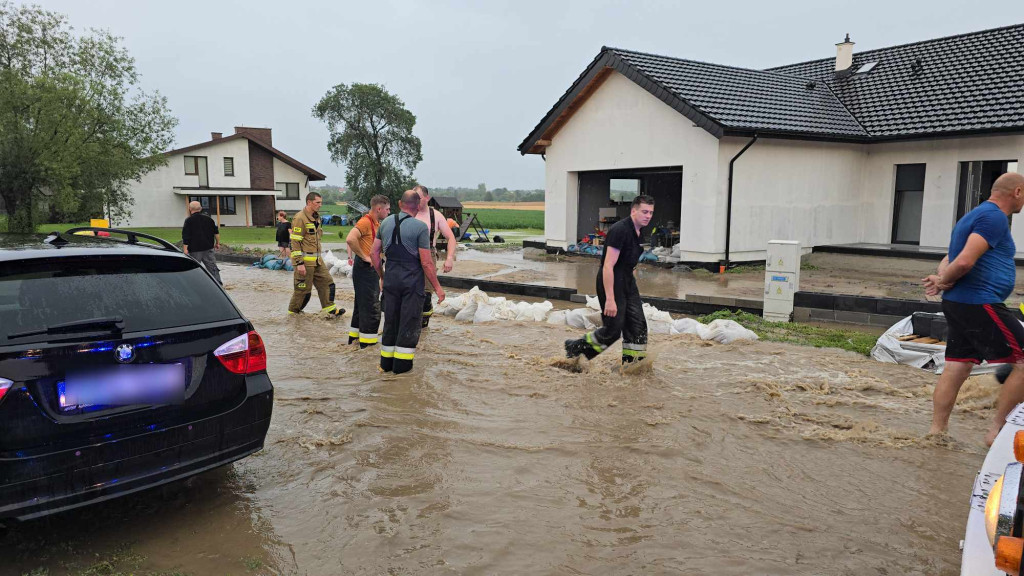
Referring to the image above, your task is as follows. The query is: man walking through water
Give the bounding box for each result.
[371,190,445,374]
[565,195,655,365]
[287,191,345,317]
[924,172,1024,445]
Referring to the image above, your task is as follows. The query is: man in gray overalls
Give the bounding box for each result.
[371,190,446,374]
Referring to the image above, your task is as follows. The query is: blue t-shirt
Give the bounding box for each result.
[943,201,1016,304]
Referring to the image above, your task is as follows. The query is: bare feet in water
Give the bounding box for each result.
[986,424,1002,447]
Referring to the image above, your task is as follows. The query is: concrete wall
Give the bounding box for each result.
[861,134,1024,249]
[542,71,721,249]
[272,158,310,213]
[714,137,867,262]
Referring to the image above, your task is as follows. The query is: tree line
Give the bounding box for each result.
[310,183,544,204]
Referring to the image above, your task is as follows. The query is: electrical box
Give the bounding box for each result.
[763,240,800,322]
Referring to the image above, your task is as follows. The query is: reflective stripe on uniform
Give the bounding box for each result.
[380,345,395,358]
[291,250,302,257]
[622,342,646,351]
[585,332,606,353]
[290,234,303,241]
[359,333,378,344]
[395,346,415,360]
[422,309,433,317]
[322,304,337,313]
[348,330,359,339]
[303,256,318,261]
[622,348,647,358]
[293,227,302,233]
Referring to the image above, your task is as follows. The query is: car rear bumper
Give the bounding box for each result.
[0,374,273,521]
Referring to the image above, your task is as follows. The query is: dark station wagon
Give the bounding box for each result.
[0,228,273,521]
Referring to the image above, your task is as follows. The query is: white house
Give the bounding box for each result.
[124,127,326,227]
[518,25,1024,265]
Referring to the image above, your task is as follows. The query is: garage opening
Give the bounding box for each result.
[576,166,682,247]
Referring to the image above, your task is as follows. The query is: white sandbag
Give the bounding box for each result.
[516,301,554,322]
[672,318,710,339]
[648,319,674,334]
[585,295,601,311]
[566,308,601,330]
[705,319,759,344]
[454,302,478,323]
[473,302,496,323]
[547,310,567,325]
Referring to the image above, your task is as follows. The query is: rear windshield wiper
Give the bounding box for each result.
[7,317,125,340]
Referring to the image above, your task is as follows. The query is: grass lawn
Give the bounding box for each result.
[698,310,879,356]
[34,222,354,247]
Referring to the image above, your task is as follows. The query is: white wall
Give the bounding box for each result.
[715,137,867,262]
[272,158,311,213]
[124,138,252,227]
[542,71,721,249]
[862,135,1024,249]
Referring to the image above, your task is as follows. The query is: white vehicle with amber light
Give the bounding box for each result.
[963,402,1024,575]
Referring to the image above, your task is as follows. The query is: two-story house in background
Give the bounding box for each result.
[124,127,326,227]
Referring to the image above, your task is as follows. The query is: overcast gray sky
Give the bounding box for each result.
[33,0,1023,190]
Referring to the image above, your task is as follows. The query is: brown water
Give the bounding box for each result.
[3,264,1001,575]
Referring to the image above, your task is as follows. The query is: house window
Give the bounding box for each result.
[610,178,640,203]
[224,157,234,177]
[276,182,299,200]
[188,195,237,215]
[184,156,198,175]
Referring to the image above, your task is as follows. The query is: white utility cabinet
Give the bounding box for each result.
[763,240,801,322]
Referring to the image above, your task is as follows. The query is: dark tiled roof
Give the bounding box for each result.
[767,24,1024,138]
[609,48,867,138]
[519,24,1024,153]
[429,196,463,209]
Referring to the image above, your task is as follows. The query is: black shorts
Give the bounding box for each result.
[277,241,289,248]
[942,300,1024,364]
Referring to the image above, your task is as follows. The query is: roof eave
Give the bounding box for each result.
[518,49,726,155]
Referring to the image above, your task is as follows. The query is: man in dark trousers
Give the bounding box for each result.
[565,195,655,365]
[370,190,445,374]
[182,200,222,284]
[924,172,1024,445]
[346,194,390,348]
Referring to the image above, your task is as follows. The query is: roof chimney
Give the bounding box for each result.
[234,126,272,147]
[211,132,222,139]
[835,33,854,72]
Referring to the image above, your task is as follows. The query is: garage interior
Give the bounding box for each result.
[575,166,682,247]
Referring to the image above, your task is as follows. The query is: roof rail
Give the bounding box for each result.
[57,227,181,252]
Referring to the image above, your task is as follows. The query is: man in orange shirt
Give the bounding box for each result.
[346,195,390,347]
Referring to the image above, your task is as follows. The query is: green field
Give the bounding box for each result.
[466,209,543,229]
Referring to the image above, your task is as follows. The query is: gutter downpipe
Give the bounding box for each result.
[721,134,758,274]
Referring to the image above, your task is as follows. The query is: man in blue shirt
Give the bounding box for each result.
[924,172,1024,444]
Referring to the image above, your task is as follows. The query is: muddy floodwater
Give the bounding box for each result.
[3,263,1004,575]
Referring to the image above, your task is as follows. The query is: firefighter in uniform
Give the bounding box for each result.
[287,191,345,317]
[413,185,457,328]
[345,194,390,347]
[371,190,445,374]
[565,195,655,365]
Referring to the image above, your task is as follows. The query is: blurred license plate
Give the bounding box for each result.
[61,364,185,410]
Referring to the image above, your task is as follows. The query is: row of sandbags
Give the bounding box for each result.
[322,249,353,277]
[435,287,758,345]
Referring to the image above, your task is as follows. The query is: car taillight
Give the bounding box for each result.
[214,331,268,375]
[0,378,12,404]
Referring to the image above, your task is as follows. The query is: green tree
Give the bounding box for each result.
[312,83,422,207]
[0,2,177,232]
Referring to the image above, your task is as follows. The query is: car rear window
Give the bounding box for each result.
[0,255,241,345]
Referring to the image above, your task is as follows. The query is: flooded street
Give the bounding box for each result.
[4,263,1002,575]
